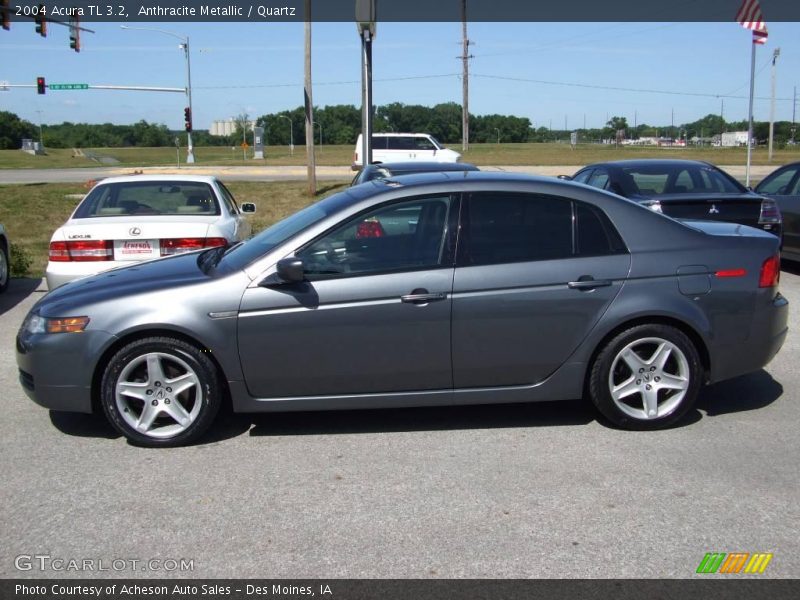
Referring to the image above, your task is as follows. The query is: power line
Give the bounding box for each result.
[194,73,459,90]
[471,73,796,102]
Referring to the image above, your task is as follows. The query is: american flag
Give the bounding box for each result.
[737,0,768,45]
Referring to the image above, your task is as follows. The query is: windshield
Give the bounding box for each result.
[219,190,357,270]
[73,181,220,217]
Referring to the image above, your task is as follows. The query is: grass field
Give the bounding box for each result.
[2,143,800,170]
[0,180,349,277]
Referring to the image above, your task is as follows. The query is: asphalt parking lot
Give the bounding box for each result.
[1,268,798,579]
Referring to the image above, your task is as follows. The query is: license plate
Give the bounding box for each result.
[114,239,160,261]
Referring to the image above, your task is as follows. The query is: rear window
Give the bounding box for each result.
[620,165,744,195]
[74,181,220,218]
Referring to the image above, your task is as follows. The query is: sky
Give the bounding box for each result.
[1,20,799,132]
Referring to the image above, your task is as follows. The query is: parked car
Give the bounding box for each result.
[352,133,461,170]
[18,173,787,446]
[564,160,782,238]
[45,175,255,290]
[755,161,800,262]
[351,161,479,186]
[0,224,8,293]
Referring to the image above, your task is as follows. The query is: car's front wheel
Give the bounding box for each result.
[589,324,702,429]
[0,241,9,293]
[100,337,222,447]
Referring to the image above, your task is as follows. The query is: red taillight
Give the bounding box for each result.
[715,268,747,278]
[356,220,385,238]
[758,199,781,225]
[160,237,227,256]
[759,254,780,288]
[49,240,113,262]
[48,241,70,262]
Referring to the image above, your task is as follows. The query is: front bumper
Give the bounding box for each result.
[16,328,117,414]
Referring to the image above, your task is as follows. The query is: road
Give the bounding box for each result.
[0,164,779,184]
[0,269,798,579]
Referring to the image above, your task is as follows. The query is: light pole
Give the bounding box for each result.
[314,121,322,147]
[495,128,501,144]
[278,115,293,156]
[121,25,195,164]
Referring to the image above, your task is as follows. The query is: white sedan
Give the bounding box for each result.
[46,175,255,290]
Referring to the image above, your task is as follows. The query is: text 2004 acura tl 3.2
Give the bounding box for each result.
[17,173,788,446]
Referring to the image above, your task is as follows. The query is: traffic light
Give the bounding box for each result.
[37,77,46,95]
[69,17,80,52]
[184,107,192,132]
[34,4,46,37]
[2,0,11,31]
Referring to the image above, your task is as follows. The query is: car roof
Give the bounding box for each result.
[581,159,716,170]
[92,174,220,185]
[366,161,478,172]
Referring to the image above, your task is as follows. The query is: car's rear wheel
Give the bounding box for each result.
[0,241,9,293]
[589,324,702,429]
[100,337,222,447]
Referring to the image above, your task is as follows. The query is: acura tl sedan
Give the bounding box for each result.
[17,173,788,446]
[45,175,256,290]
[564,159,782,238]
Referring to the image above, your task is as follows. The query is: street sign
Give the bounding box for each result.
[49,83,89,90]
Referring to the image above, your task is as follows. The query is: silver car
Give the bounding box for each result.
[17,173,788,446]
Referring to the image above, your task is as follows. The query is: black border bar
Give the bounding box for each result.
[3,579,800,600]
[5,0,800,23]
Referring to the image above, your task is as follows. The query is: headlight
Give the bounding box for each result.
[23,313,90,334]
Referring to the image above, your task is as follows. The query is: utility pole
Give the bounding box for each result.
[460,0,472,152]
[356,0,375,168]
[768,47,780,161]
[305,0,316,195]
[792,86,797,145]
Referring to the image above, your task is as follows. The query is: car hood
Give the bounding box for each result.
[37,250,216,316]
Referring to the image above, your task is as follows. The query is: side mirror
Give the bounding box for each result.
[259,257,305,287]
[557,174,572,180]
[240,202,256,214]
[276,257,305,283]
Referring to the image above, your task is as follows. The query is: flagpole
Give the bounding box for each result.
[746,37,756,187]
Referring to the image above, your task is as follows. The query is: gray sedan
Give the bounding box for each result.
[16,173,788,446]
[755,161,800,262]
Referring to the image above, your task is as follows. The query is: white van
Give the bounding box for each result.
[352,133,461,170]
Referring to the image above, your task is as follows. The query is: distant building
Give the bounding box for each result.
[720,131,750,147]
[210,119,256,136]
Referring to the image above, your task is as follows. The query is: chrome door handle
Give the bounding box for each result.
[401,292,447,304]
[568,278,612,290]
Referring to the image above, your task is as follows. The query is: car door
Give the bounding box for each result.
[756,164,800,258]
[237,194,457,398]
[451,191,630,388]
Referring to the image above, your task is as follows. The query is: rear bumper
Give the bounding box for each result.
[709,292,788,383]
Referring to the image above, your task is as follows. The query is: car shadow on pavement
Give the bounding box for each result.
[694,369,783,417]
[49,411,121,440]
[0,278,45,318]
[782,261,800,276]
[247,399,595,438]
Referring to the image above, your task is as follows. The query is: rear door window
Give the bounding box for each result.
[459,192,627,266]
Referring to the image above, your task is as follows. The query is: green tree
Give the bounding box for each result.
[0,111,37,149]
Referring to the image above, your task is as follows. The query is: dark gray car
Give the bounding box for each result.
[17,173,788,446]
[755,161,800,262]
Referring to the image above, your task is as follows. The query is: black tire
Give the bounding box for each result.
[588,324,702,430]
[100,337,222,447]
[0,240,9,293]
